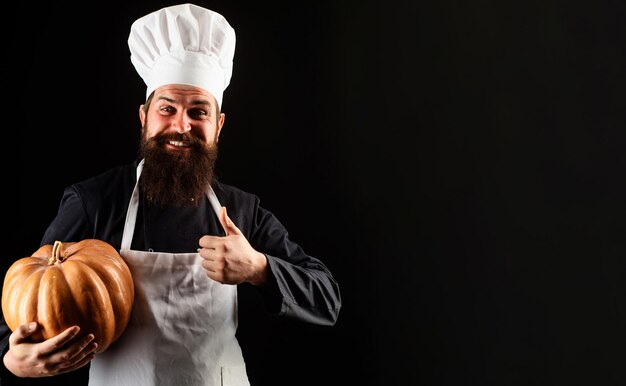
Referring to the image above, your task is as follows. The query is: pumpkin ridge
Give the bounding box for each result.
[32,244,53,259]
[2,268,44,334]
[64,263,115,352]
[65,258,134,341]
[39,267,80,340]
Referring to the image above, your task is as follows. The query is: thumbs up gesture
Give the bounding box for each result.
[218,206,243,236]
[199,207,268,286]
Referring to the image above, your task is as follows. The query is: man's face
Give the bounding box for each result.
[141,84,223,144]
[138,84,224,207]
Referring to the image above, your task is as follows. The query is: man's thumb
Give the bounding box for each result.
[13,322,38,342]
[219,207,242,236]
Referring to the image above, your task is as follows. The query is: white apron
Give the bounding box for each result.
[89,160,250,386]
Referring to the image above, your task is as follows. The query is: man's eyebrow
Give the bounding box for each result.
[189,99,212,108]
[156,96,212,108]
[156,95,177,103]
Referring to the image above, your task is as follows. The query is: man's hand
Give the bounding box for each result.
[3,322,98,378]
[198,207,268,286]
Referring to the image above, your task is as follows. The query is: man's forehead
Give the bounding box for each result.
[154,85,216,106]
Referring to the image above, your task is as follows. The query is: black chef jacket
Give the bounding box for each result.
[0,158,341,385]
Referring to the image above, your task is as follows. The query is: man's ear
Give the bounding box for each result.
[139,104,146,127]
[216,113,225,142]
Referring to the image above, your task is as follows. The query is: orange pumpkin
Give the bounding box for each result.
[1,239,134,353]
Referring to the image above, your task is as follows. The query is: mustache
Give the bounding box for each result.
[150,132,205,147]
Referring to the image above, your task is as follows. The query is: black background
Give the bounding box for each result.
[3,1,626,385]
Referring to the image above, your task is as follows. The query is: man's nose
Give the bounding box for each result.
[173,115,192,133]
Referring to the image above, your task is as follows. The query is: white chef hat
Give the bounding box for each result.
[128,3,236,108]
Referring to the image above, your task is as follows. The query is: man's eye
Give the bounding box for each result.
[160,106,175,113]
[189,110,208,119]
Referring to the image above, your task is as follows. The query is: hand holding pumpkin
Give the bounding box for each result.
[2,321,98,377]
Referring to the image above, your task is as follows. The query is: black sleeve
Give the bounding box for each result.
[249,201,342,326]
[40,186,92,246]
[0,314,11,382]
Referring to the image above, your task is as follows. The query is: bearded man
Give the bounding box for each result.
[0,4,341,386]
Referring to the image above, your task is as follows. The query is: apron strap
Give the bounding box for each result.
[120,159,144,250]
[207,188,222,218]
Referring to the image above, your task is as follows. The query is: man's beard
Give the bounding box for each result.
[139,132,218,207]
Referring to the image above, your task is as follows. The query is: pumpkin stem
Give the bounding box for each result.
[49,240,66,265]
